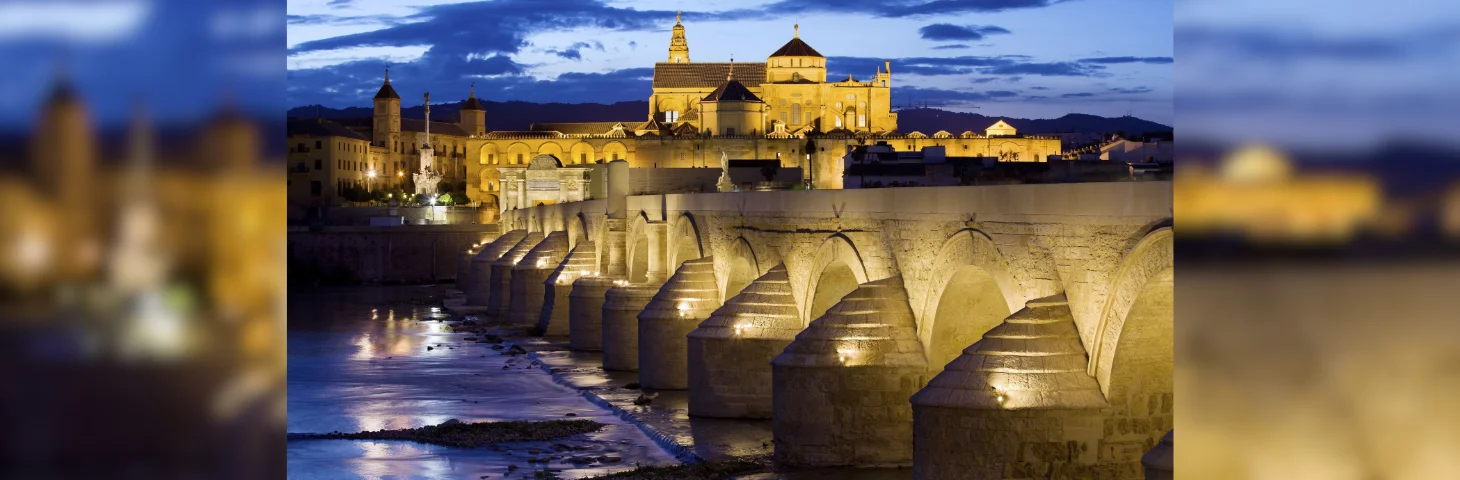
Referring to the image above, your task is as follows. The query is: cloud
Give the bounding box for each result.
[1030,86,1049,90]
[1176,26,1460,62]
[1061,92,1096,98]
[733,0,1075,18]
[972,77,999,84]
[1078,56,1173,64]
[829,55,1104,78]
[932,44,970,50]
[1110,86,1153,94]
[288,59,653,107]
[918,23,1012,41]
[546,41,605,61]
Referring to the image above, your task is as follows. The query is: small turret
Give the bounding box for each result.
[372,66,401,151]
[460,82,486,136]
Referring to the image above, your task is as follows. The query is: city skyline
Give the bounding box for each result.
[286,0,1174,124]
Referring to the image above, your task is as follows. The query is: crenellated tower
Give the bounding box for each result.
[667,11,690,63]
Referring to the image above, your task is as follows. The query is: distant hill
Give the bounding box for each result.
[894,109,1171,136]
[287,102,1171,136]
[288,101,649,132]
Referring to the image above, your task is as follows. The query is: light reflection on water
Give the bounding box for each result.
[288,285,677,479]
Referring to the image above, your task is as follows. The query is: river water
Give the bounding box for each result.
[286,285,677,479]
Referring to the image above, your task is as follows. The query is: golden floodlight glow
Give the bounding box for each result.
[676,301,690,316]
[536,259,546,268]
[837,347,854,363]
[734,323,749,336]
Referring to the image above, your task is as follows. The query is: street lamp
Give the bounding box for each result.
[367,170,377,193]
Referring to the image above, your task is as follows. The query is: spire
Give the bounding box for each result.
[385,65,390,83]
[374,66,400,99]
[668,11,690,63]
[469,82,475,98]
[728,56,734,80]
[794,24,799,38]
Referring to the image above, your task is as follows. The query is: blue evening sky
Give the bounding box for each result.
[286,0,1174,124]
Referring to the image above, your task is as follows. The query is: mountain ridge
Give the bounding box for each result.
[286,101,1171,136]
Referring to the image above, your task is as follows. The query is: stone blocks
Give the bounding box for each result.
[601,283,659,371]
[568,275,616,351]
[687,264,802,418]
[541,242,597,337]
[637,257,719,390]
[466,229,524,306]
[488,231,542,316]
[510,231,568,328]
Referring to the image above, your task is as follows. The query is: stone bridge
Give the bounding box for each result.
[459,161,1173,478]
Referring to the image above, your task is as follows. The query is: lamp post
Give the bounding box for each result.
[367,169,377,193]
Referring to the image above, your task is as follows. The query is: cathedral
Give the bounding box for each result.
[286,15,1061,209]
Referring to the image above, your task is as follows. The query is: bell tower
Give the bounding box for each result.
[667,11,690,63]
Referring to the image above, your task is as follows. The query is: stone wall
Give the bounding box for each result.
[288,225,498,283]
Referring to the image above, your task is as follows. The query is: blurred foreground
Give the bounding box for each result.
[0,0,284,474]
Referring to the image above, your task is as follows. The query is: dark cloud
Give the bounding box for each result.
[986,90,1020,98]
[1176,26,1460,61]
[1061,92,1096,98]
[1078,56,1173,64]
[327,0,352,6]
[1030,86,1049,90]
[546,41,606,61]
[1110,86,1153,94]
[829,55,1101,78]
[918,24,1012,41]
[731,0,1074,18]
[288,59,653,107]
[933,44,971,50]
[971,77,998,84]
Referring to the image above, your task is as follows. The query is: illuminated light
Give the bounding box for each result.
[368,170,377,179]
[580,269,590,277]
[836,348,854,363]
[536,259,546,268]
[734,323,749,336]
[430,307,440,313]
[676,301,691,317]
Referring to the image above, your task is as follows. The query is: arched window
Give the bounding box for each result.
[790,103,802,124]
[792,72,802,82]
[835,116,842,128]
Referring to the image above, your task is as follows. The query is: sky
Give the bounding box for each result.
[285,0,1175,124]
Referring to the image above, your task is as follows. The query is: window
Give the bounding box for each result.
[315,140,322,149]
[297,142,305,152]
[580,153,587,163]
[835,116,842,128]
[612,152,620,160]
[781,112,788,123]
[790,103,801,124]
[517,153,524,164]
[310,181,322,196]
[666,110,679,122]
[314,159,322,170]
[858,114,865,127]
[792,72,801,82]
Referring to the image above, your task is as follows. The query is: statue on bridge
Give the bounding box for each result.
[716,150,735,192]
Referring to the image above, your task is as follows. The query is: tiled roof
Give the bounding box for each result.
[703,78,762,103]
[287,118,370,141]
[770,37,823,58]
[374,81,400,100]
[653,62,765,89]
[461,96,484,111]
[529,122,633,135]
[401,118,469,137]
[482,131,557,139]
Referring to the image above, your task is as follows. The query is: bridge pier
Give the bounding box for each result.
[466,229,524,306]
[910,294,1109,479]
[457,249,473,288]
[637,257,718,390]
[510,231,568,328]
[487,231,542,316]
[541,242,597,337]
[601,283,660,371]
[568,275,616,351]
[771,276,927,467]
[688,264,800,418]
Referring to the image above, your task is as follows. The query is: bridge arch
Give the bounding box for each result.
[626,212,651,283]
[567,213,590,251]
[1089,227,1174,397]
[724,237,760,301]
[917,229,1023,370]
[802,233,869,326]
[669,213,704,270]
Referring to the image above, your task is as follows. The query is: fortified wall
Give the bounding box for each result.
[460,161,1173,478]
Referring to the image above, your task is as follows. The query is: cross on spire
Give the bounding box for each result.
[384,65,390,82]
[728,55,734,80]
[794,24,799,37]
[676,10,681,24]
[470,82,475,98]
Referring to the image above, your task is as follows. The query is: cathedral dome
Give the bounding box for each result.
[769,37,822,58]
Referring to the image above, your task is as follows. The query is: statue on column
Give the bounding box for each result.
[716,150,735,192]
[413,91,443,201]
